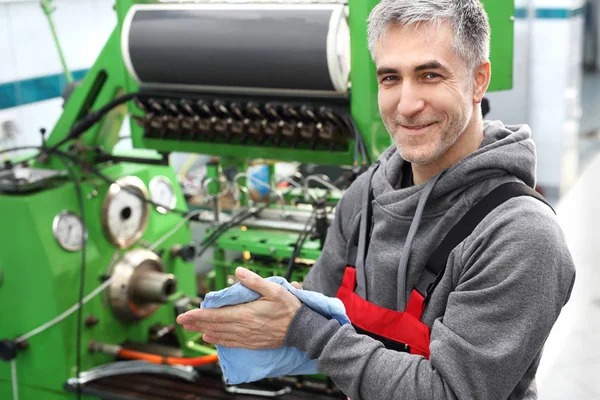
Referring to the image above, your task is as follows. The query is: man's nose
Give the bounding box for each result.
[397,83,426,118]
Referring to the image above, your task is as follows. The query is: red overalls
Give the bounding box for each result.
[333,163,551,361]
[336,266,431,358]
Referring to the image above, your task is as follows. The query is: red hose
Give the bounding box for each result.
[118,349,219,366]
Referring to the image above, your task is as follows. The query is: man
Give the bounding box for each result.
[177,0,576,398]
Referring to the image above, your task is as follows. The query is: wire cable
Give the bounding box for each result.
[148,210,202,252]
[50,148,192,217]
[284,209,316,281]
[0,145,42,157]
[14,276,115,345]
[52,152,86,400]
[49,93,140,150]
[11,359,18,400]
[196,203,270,260]
[359,135,372,166]
[48,90,195,151]
[353,126,361,172]
[344,116,372,167]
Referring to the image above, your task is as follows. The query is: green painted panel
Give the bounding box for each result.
[482,0,515,91]
[0,162,197,399]
[214,227,322,261]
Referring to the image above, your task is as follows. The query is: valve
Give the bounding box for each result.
[311,199,329,250]
[265,103,282,120]
[230,102,245,119]
[195,100,212,117]
[147,98,164,114]
[212,100,230,117]
[163,99,180,116]
[170,244,196,263]
[246,102,264,119]
[179,100,195,116]
[0,340,17,362]
[283,104,300,119]
[300,105,317,122]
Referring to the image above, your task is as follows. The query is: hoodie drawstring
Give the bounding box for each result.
[395,172,443,310]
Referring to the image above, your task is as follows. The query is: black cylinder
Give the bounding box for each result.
[122,4,350,95]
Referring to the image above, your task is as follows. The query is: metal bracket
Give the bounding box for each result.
[95,152,170,166]
[65,360,198,387]
[223,377,292,397]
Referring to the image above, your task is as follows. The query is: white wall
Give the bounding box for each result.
[486,0,585,196]
[485,17,531,125]
[530,15,583,195]
[0,0,116,148]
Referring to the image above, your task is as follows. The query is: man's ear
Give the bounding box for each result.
[473,61,491,104]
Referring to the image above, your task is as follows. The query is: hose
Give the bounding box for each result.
[118,349,219,367]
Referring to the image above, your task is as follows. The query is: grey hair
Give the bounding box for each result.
[367,0,491,70]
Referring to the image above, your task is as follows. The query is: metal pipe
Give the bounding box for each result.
[303,174,342,201]
[201,176,230,198]
[232,173,255,208]
[234,172,287,209]
[202,175,230,223]
[271,173,304,189]
[304,174,341,193]
[130,270,177,304]
[40,0,73,83]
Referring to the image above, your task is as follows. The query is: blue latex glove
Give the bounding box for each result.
[201,276,350,385]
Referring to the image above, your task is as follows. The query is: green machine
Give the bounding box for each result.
[0,1,514,399]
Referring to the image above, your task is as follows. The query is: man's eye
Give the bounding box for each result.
[381,76,397,83]
[425,73,441,80]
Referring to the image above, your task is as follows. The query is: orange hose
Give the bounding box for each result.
[119,349,219,366]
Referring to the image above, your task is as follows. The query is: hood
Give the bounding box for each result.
[371,120,537,217]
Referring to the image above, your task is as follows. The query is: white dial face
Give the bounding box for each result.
[149,176,176,213]
[53,211,85,251]
[102,177,149,248]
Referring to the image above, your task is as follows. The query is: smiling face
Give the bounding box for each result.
[375,21,481,166]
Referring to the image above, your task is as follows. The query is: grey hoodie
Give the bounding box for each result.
[285,121,576,400]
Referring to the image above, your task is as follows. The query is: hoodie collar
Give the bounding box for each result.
[371,121,537,218]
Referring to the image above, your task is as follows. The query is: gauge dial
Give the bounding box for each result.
[52,211,86,252]
[101,176,150,249]
[149,176,176,214]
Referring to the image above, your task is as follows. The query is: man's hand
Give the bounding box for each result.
[176,267,302,350]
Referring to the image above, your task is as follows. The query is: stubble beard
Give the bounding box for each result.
[386,104,472,165]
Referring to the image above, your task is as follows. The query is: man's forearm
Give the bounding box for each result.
[285,305,460,400]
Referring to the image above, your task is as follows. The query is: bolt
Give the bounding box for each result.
[269,247,276,255]
[86,189,99,200]
[16,340,29,351]
[0,340,17,361]
[85,315,99,328]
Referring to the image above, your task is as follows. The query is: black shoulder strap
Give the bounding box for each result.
[414,182,554,302]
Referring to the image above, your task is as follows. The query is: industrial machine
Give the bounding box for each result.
[0,0,514,399]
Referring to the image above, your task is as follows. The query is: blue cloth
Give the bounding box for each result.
[201,276,350,385]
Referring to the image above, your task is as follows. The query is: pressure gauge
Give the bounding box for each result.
[149,176,176,214]
[52,211,86,252]
[101,176,150,249]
